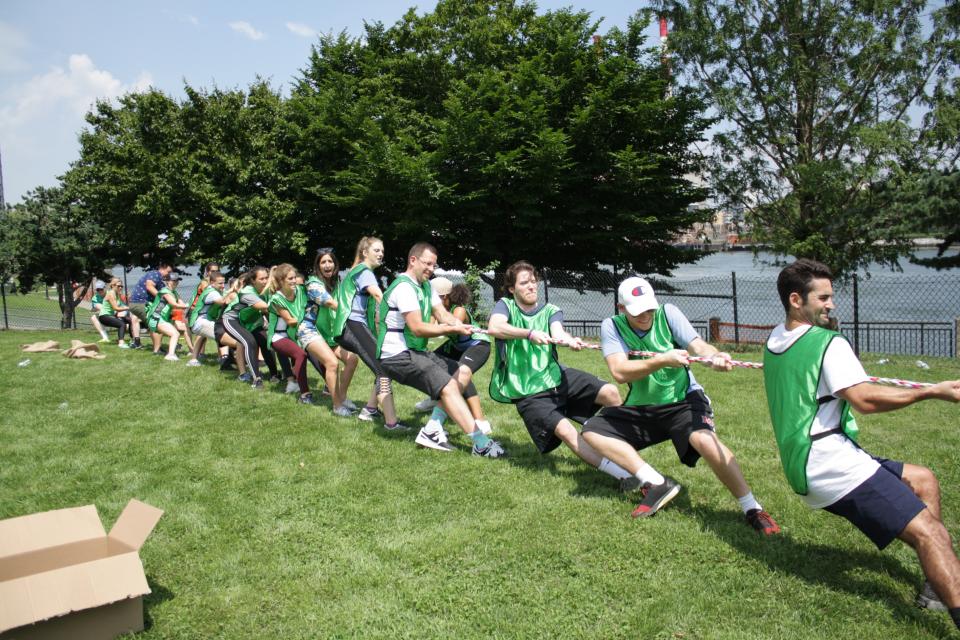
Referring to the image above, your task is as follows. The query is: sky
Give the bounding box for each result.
[0,1,657,206]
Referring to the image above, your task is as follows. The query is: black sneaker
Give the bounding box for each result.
[916,581,947,611]
[251,378,264,390]
[631,479,681,518]
[745,509,781,535]
[298,392,314,405]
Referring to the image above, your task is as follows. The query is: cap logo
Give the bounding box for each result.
[632,286,643,296]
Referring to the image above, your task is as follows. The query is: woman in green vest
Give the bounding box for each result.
[331,236,403,430]
[268,263,313,404]
[300,248,359,416]
[221,266,280,389]
[98,278,139,348]
[145,274,188,361]
[90,280,111,342]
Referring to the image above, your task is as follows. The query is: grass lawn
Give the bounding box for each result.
[3,329,960,639]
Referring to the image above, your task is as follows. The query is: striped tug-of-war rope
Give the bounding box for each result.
[470,327,935,389]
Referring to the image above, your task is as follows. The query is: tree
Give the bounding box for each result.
[7,186,109,328]
[903,169,960,269]
[655,0,960,277]
[289,0,713,275]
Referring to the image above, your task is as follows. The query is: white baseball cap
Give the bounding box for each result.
[431,276,453,296]
[94,280,106,289]
[618,277,658,315]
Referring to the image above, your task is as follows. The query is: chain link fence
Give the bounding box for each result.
[5,267,960,358]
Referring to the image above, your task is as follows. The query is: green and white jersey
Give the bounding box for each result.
[376,275,438,358]
[146,287,177,330]
[224,286,266,331]
[764,323,876,508]
[91,293,105,312]
[610,308,690,406]
[268,287,307,346]
[488,297,563,402]
[333,264,377,337]
[188,287,223,327]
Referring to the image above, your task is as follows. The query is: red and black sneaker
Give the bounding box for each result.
[631,479,681,518]
[745,509,781,535]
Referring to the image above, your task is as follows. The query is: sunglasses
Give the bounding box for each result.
[317,247,335,255]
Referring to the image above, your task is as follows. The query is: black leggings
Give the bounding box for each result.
[99,314,128,340]
[222,317,278,380]
[336,320,391,392]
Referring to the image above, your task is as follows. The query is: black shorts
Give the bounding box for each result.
[437,341,490,373]
[336,320,387,378]
[214,320,227,344]
[825,457,926,550]
[582,389,715,467]
[380,350,477,400]
[514,367,608,455]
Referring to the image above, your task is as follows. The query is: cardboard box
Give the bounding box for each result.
[0,499,163,640]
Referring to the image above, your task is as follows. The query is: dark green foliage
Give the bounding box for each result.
[65,1,712,276]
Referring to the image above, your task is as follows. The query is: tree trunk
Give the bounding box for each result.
[57,279,78,329]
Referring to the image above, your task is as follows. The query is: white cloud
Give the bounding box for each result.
[0,54,153,202]
[0,54,152,128]
[286,22,317,38]
[0,21,30,73]
[229,21,265,41]
[162,10,199,27]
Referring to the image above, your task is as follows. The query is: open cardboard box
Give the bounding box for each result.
[0,499,163,639]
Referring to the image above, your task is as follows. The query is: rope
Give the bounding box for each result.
[471,327,936,389]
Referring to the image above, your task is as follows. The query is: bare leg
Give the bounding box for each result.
[900,508,960,608]
[688,429,751,499]
[582,430,651,474]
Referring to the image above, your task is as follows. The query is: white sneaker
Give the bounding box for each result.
[285,380,300,394]
[415,423,455,452]
[475,420,492,435]
[332,406,353,418]
[117,342,131,350]
[185,359,201,367]
[414,396,437,413]
[357,407,381,422]
[341,399,358,412]
[164,354,179,362]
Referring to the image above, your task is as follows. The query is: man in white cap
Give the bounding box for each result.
[90,280,111,342]
[581,276,780,533]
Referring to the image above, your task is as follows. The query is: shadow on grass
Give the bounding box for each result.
[689,503,955,637]
[143,576,175,631]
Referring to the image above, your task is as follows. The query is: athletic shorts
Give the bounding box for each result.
[824,457,926,550]
[191,318,216,340]
[128,303,147,323]
[214,320,227,344]
[514,367,608,455]
[380,350,477,401]
[437,341,490,373]
[297,324,333,350]
[582,389,715,467]
[336,320,386,378]
[171,308,186,323]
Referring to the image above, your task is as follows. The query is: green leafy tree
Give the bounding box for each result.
[655,0,960,277]
[289,0,712,275]
[7,186,109,328]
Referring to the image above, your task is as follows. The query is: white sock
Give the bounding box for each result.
[633,462,665,486]
[597,457,633,480]
[424,419,443,434]
[737,492,761,514]
[475,420,491,434]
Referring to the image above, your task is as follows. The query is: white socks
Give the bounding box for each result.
[597,457,633,480]
[633,462,665,486]
[737,492,762,514]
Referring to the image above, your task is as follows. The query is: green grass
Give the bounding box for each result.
[3,329,960,639]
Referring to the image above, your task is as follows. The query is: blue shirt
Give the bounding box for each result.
[130,271,164,304]
[599,303,703,391]
[302,281,332,329]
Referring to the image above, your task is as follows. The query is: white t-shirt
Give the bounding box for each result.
[379,279,442,359]
[766,324,876,509]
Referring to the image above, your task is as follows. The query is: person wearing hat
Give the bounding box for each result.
[486,260,641,483]
[580,276,780,532]
[89,280,111,342]
[129,263,173,350]
[415,277,494,436]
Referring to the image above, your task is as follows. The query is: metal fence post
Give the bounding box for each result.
[1,281,7,330]
[852,274,860,356]
[731,271,739,346]
[955,317,959,358]
[543,268,549,304]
